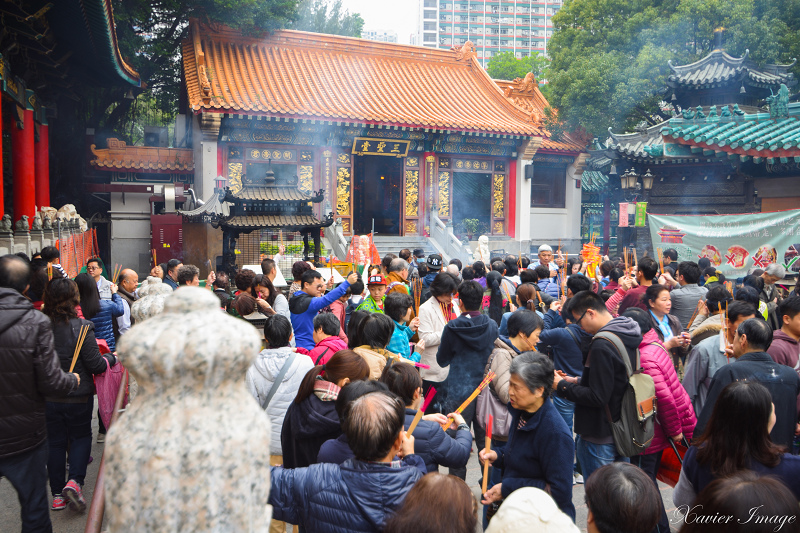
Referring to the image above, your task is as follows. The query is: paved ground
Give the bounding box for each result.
[1,405,678,532]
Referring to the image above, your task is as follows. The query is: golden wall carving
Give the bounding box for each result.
[336,167,351,215]
[405,170,419,217]
[342,220,350,233]
[337,153,351,164]
[493,174,505,218]
[438,171,451,218]
[299,165,313,196]
[228,162,243,194]
[406,157,419,168]
[405,220,418,234]
[493,221,504,234]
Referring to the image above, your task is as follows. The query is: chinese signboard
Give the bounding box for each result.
[619,203,629,227]
[635,202,648,227]
[351,138,411,157]
[648,209,800,277]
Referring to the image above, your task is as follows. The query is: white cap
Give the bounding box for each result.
[538,244,553,253]
[485,488,580,533]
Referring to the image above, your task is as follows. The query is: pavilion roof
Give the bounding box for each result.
[47,0,141,87]
[661,102,800,160]
[182,21,543,137]
[667,49,795,91]
[90,138,194,172]
[222,214,329,230]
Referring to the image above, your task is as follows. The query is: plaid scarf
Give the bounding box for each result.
[313,376,341,401]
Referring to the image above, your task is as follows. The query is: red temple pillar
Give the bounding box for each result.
[11,106,36,226]
[0,99,4,216]
[508,158,517,238]
[35,123,50,208]
[603,193,611,255]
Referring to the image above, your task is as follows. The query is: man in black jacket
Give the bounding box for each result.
[0,254,78,532]
[696,317,800,448]
[552,290,642,480]
[436,280,499,480]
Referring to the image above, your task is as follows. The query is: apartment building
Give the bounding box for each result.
[363,29,399,43]
[416,0,562,66]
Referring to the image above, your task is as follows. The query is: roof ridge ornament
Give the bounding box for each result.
[452,41,476,61]
[767,84,790,118]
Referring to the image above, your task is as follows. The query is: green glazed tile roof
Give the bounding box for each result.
[667,50,795,90]
[582,171,609,192]
[661,102,800,159]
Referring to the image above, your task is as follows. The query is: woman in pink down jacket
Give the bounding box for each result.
[622,307,696,533]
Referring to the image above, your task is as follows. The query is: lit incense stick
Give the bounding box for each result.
[482,414,494,494]
[408,387,437,436]
[68,325,90,373]
[443,371,496,430]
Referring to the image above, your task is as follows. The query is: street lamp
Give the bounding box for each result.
[642,169,655,191]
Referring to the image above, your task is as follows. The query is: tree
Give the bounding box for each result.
[486,51,550,81]
[546,0,800,137]
[104,0,298,135]
[293,0,365,37]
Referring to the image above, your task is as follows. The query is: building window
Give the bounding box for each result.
[424,34,437,42]
[424,21,437,31]
[424,9,436,18]
[528,165,567,208]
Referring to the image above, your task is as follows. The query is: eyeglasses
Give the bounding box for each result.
[86,266,100,271]
[574,309,589,326]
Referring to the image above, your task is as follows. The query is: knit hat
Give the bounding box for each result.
[538,244,553,253]
[367,274,387,286]
[427,254,443,270]
[485,488,579,533]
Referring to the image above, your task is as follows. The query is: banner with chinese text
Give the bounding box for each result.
[648,209,800,277]
[635,202,648,227]
[619,203,629,227]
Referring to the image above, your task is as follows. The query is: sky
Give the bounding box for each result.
[342,0,419,44]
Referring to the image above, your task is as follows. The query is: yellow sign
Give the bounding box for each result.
[351,137,410,157]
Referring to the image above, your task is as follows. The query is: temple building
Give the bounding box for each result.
[171,19,587,268]
[1,1,140,229]
[586,29,799,254]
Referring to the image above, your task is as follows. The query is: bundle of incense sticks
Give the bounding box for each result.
[633,248,639,268]
[686,304,702,331]
[440,301,452,323]
[68,324,90,373]
[151,248,157,266]
[725,280,733,294]
[47,263,53,281]
[330,254,334,278]
[407,386,437,436]
[443,371,496,430]
[624,247,629,275]
[481,414,494,494]
[111,264,122,285]
[656,247,665,274]
[535,289,545,312]
[412,278,422,315]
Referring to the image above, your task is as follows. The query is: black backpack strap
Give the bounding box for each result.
[315,347,331,366]
[564,327,581,349]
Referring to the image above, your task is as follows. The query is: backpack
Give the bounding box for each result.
[592,331,657,457]
[344,297,359,329]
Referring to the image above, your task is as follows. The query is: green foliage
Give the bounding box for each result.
[546,0,800,137]
[259,242,327,256]
[486,51,550,81]
[292,0,365,37]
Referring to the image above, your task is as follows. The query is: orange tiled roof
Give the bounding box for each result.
[182,21,543,137]
[90,138,194,172]
[494,75,586,153]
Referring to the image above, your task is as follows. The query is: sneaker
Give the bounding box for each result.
[51,494,67,511]
[573,472,584,484]
[97,433,105,444]
[62,479,86,512]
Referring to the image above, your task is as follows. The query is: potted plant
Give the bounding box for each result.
[461,218,480,240]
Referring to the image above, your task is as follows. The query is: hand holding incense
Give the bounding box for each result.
[443,371,496,430]
[481,414,494,494]
[408,387,437,436]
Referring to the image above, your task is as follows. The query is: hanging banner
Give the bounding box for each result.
[619,203,629,227]
[648,209,800,277]
[635,202,648,227]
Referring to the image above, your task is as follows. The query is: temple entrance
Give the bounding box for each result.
[353,155,404,235]
[452,172,492,238]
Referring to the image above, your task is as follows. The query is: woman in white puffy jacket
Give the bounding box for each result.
[245,315,313,533]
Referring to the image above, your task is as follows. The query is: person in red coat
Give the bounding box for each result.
[623,307,696,533]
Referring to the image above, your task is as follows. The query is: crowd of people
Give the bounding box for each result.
[2,240,800,533]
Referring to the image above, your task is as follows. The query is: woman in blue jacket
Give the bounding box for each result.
[379,362,472,472]
[480,351,575,524]
[75,273,125,352]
